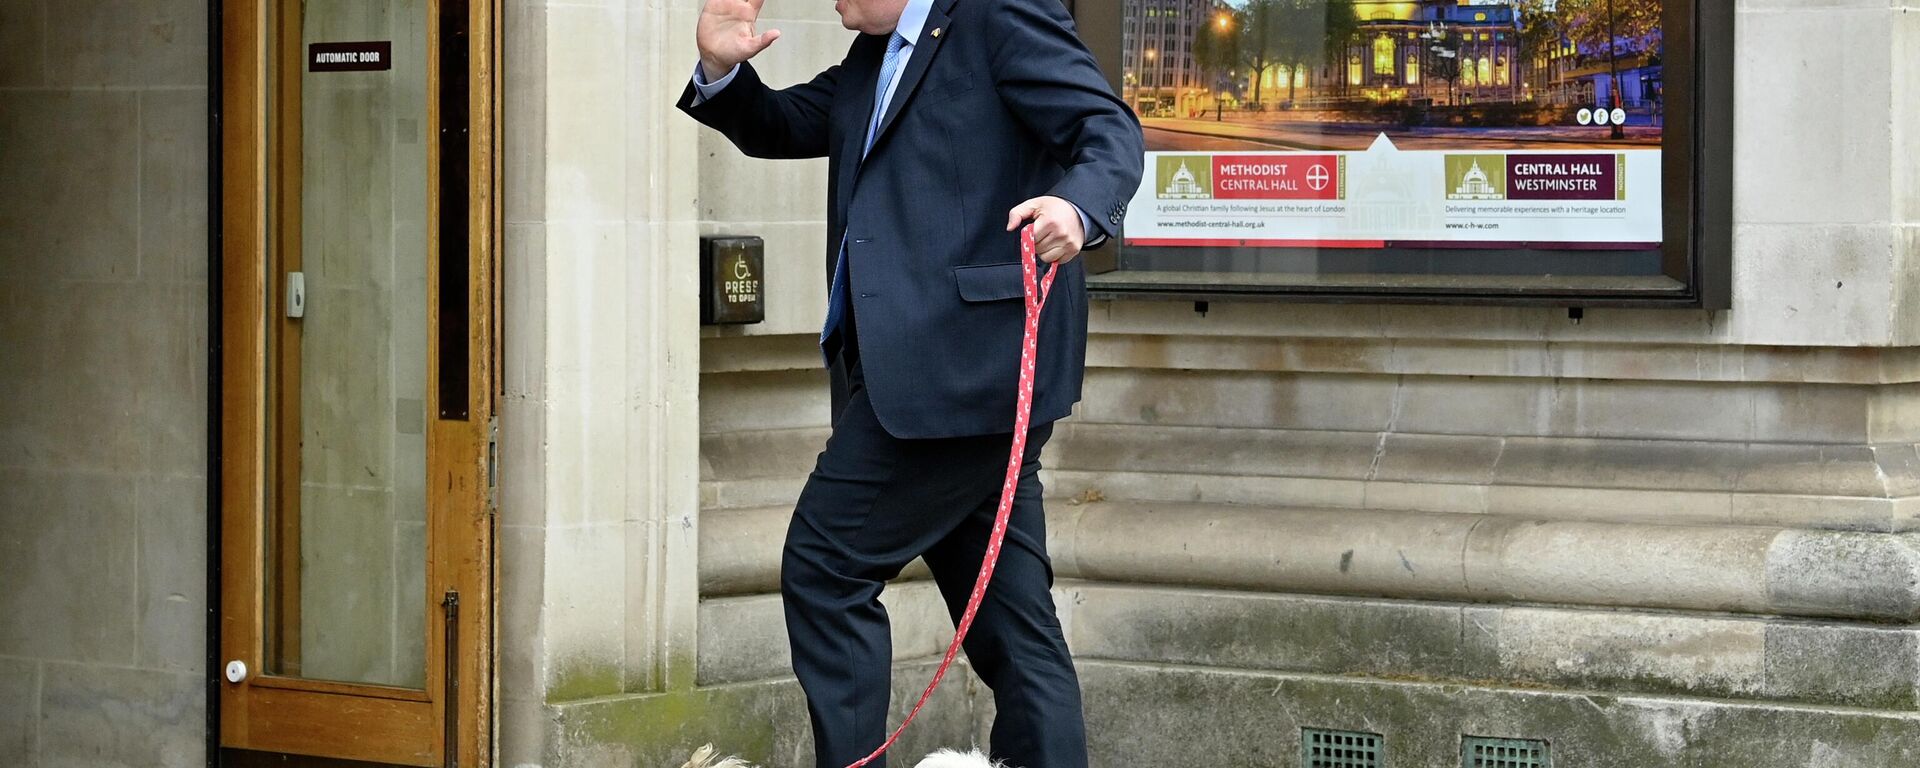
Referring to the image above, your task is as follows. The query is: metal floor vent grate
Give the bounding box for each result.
[1463,736,1552,768]
[1302,727,1383,768]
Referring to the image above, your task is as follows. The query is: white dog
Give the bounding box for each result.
[681,744,997,768]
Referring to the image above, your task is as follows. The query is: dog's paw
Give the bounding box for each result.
[911,748,999,768]
[680,744,758,768]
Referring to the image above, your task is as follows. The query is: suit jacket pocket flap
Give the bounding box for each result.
[954,262,1025,302]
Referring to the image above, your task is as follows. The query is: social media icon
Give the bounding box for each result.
[1610,107,1626,126]
[1577,108,1593,126]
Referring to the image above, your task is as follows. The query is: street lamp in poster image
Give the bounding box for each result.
[1421,21,1461,108]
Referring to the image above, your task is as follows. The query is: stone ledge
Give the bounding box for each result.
[701,506,790,596]
[1087,334,1920,385]
[697,331,1920,385]
[700,506,933,596]
[697,423,1920,532]
[698,368,831,434]
[1057,582,1920,711]
[697,584,953,685]
[1054,423,1920,503]
[701,476,810,512]
[1049,502,1920,622]
[1079,368,1920,444]
[1046,470,1919,532]
[700,428,831,482]
[700,334,836,374]
[700,500,1920,620]
[1075,660,1920,767]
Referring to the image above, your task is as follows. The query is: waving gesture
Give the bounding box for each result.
[697,0,781,82]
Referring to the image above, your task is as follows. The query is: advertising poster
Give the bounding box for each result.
[1119,0,1665,252]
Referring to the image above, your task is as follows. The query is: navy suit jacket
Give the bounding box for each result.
[678,0,1144,439]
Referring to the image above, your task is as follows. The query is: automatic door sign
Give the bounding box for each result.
[309,41,393,72]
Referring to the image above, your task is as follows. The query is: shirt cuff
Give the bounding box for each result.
[1070,203,1106,249]
[690,62,740,105]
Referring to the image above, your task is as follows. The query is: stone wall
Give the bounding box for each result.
[0,1,211,766]
[666,1,1920,765]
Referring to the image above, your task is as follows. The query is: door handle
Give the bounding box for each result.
[285,272,306,319]
[442,590,459,768]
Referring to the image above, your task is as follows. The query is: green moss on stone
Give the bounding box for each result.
[549,662,625,703]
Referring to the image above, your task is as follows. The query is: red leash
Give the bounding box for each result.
[844,226,1056,768]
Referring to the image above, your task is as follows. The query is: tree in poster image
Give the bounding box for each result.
[1190,7,1236,118]
[1557,0,1659,54]
[1423,24,1461,106]
[1513,0,1567,95]
[1238,0,1283,109]
[1559,0,1657,137]
[1192,7,1241,109]
[1269,0,1358,107]
[1321,0,1358,98]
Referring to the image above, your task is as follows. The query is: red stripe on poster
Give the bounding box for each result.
[1125,238,1389,248]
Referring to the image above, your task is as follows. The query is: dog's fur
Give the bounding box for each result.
[909,748,1002,767]
[681,745,757,768]
[679,744,998,768]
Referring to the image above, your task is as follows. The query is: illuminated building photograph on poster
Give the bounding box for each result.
[1098,0,1724,304]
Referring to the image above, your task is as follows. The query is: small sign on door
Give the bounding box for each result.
[309,41,393,72]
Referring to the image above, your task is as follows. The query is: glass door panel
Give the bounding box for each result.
[265,0,433,691]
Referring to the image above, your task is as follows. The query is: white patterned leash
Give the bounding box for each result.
[844,225,1056,768]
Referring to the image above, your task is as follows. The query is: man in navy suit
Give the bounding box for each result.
[679,0,1141,761]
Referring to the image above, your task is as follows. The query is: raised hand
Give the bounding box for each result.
[697,0,781,82]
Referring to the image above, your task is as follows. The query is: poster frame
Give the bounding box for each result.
[1072,0,1733,309]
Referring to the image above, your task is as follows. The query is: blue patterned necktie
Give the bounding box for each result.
[821,32,909,354]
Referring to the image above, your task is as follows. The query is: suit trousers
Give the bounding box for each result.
[783,336,1088,768]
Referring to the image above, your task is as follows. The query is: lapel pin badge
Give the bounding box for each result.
[931,27,943,38]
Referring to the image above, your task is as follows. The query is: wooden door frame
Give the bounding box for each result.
[216,1,499,764]
[267,0,304,680]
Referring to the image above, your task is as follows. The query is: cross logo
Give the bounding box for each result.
[1306,164,1330,191]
